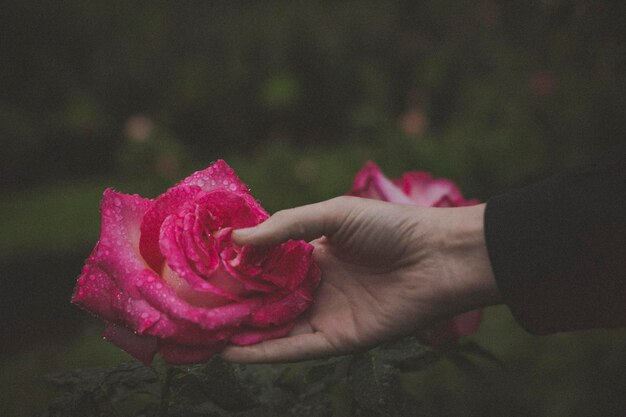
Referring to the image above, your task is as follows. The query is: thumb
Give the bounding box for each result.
[232,196,353,246]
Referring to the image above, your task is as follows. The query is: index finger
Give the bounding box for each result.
[231,196,356,247]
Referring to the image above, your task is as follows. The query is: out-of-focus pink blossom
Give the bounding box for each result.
[529,70,557,97]
[348,162,482,347]
[124,115,154,142]
[400,108,429,137]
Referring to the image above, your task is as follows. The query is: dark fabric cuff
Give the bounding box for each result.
[484,145,626,335]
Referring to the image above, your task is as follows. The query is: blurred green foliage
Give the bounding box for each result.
[0,0,625,416]
[2,0,624,193]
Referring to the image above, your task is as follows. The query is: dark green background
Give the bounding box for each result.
[1,1,625,416]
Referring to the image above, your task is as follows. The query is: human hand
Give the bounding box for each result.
[221,196,500,363]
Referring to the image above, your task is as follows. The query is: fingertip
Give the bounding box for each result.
[231,227,257,245]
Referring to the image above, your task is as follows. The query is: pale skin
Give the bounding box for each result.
[221,196,501,363]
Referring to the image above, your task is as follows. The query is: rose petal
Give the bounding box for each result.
[147,315,234,346]
[222,246,276,292]
[348,162,415,204]
[159,214,241,299]
[433,195,480,208]
[182,208,219,277]
[196,189,268,230]
[140,185,201,271]
[229,322,294,346]
[401,173,464,206]
[261,240,314,290]
[416,310,483,347]
[158,340,225,365]
[73,262,167,334]
[248,263,320,327]
[248,289,312,327]
[72,264,118,322]
[102,322,158,365]
[451,309,483,336]
[177,159,249,194]
[110,288,162,333]
[137,269,260,331]
[91,189,152,298]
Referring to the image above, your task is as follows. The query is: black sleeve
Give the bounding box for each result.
[484,143,626,334]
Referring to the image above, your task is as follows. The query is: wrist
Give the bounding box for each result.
[428,203,501,314]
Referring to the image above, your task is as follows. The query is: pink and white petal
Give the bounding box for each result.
[304,262,322,292]
[248,287,314,327]
[91,189,153,298]
[184,209,219,276]
[399,172,431,195]
[161,263,240,308]
[72,264,118,322]
[402,173,464,207]
[102,322,158,365]
[349,162,414,204]
[230,322,294,346]
[158,340,225,365]
[137,269,260,331]
[196,190,268,230]
[224,245,268,277]
[416,310,482,347]
[110,289,162,334]
[433,195,480,208]
[177,160,250,194]
[159,214,240,300]
[140,185,201,271]
[147,316,234,347]
[261,241,314,290]
[450,309,482,337]
[222,246,276,293]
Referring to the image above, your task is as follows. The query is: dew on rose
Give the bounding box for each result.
[72,160,320,365]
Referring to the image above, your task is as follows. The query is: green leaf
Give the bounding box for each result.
[377,337,442,372]
[276,356,352,398]
[458,341,506,369]
[348,353,420,417]
[189,357,258,411]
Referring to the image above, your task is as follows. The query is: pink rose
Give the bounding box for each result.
[348,162,483,347]
[72,160,320,365]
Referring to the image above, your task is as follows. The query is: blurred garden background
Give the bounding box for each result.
[1,0,625,415]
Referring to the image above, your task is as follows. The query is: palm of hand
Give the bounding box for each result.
[301,215,441,356]
[221,199,465,363]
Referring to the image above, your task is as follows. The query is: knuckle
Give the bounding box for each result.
[288,219,308,239]
[271,209,291,221]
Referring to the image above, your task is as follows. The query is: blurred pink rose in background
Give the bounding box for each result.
[72,160,320,365]
[529,70,557,97]
[124,114,154,142]
[348,162,482,347]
